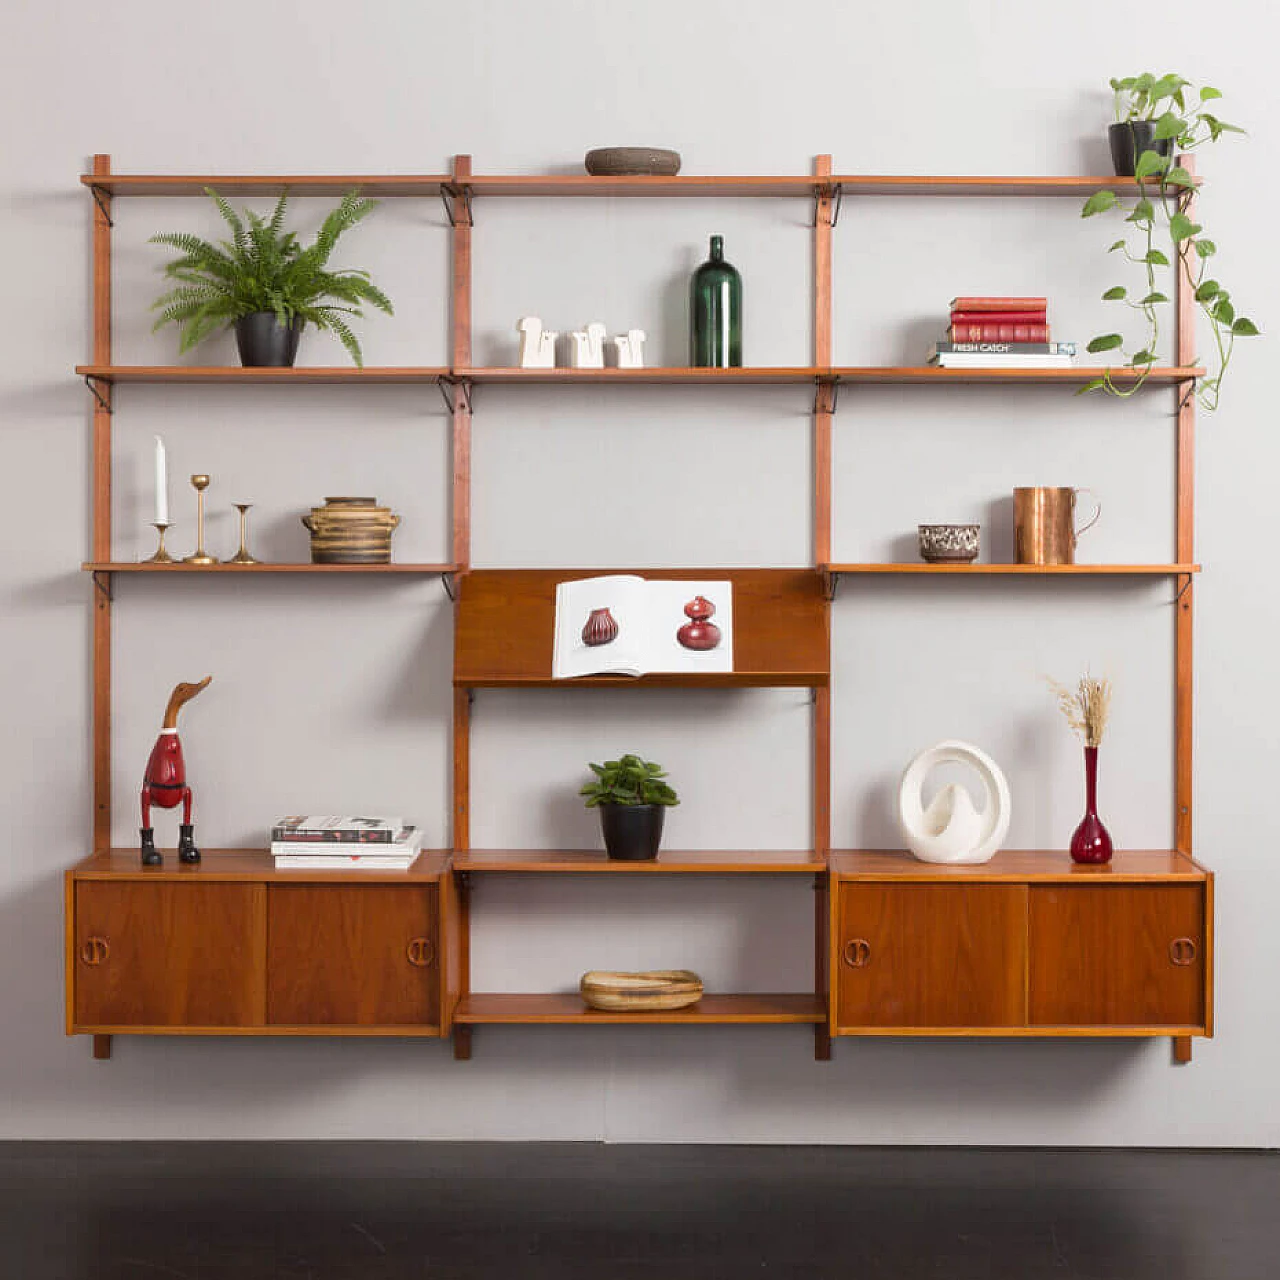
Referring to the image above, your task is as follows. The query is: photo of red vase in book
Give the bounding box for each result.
[929,296,1077,367]
[553,576,734,678]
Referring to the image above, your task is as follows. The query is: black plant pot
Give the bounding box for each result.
[234,312,304,367]
[599,804,665,861]
[1108,122,1174,178]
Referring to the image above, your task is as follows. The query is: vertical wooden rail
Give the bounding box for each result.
[1172,154,1198,1065]
[91,154,113,852]
[449,155,475,1057]
[812,155,835,1061]
[1174,153,1196,860]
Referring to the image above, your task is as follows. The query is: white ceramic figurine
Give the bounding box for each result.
[612,329,646,368]
[569,322,607,368]
[517,316,558,368]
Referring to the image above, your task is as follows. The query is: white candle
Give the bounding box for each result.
[154,435,168,525]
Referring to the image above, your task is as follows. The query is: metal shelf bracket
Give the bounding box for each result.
[441,184,474,228]
[83,375,112,413]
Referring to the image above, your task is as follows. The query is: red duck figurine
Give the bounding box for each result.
[140,676,211,866]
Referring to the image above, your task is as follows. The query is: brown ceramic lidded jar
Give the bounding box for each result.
[302,496,400,564]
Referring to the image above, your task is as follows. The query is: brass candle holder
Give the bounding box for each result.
[224,503,259,565]
[146,522,176,564]
[183,474,216,565]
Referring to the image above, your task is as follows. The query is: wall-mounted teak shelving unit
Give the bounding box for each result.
[66,154,1211,1066]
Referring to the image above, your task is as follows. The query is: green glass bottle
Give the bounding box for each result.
[690,234,742,367]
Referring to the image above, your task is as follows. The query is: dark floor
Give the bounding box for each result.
[2,1142,1277,1279]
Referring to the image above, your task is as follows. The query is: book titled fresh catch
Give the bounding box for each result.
[950,296,1047,313]
[932,341,1077,357]
[270,815,404,844]
[270,825,423,857]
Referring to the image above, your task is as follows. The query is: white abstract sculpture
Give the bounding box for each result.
[897,739,1011,865]
[569,322,607,368]
[517,316,558,368]
[612,329,647,369]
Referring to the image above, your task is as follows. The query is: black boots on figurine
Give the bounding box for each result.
[140,827,160,866]
[178,823,200,864]
[139,825,201,865]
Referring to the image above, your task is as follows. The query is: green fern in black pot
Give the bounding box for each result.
[149,188,393,367]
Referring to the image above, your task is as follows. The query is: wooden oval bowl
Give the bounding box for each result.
[579,969,703,1012]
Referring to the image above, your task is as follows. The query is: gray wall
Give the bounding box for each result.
[2,0,1276,1143]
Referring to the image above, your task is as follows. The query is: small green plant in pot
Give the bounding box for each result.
[150,188,393,367]
[581,754,679,861]
[1082,74,1257,410]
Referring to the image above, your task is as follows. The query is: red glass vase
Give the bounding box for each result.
[1070,745,1113,864]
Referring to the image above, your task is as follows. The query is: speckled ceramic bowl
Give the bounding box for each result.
[585,147,682,177]
[918,524,980,563]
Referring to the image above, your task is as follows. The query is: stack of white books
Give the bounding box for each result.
[269,816,423,869]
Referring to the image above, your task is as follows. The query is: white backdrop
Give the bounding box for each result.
[2,0,1277,1143]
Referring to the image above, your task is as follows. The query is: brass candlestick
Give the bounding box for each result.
[146,522,175,564]
[183,475,216,565]
[224,503,259,565]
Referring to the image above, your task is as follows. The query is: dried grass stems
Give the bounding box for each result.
[1048,674,1113,748]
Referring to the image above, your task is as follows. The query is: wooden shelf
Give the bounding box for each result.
[80,175,450,198]
[462,175,822,198]
[77,365,450,385]
[72,848,451,882]
[81,172,1199,202]
[83,562,454,575]
[829,849,1209,882]
[824,563,1201,576]
[454,993,826,1024]
[454,849,825,873]
[453,569,829,688]
[457,366,823,385]
[830,175,1199,197]
[830,366,1204,385]
[76,364,1204,389]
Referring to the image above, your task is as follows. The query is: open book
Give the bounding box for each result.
[552,575,734,679]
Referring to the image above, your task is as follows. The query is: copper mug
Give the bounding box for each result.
[1013,487,1101,565]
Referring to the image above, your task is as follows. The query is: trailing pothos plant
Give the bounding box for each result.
[1081,75,1257,410]
[580,755,680,808]
[150,188,393,366]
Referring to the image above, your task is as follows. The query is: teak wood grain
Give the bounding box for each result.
[266,885,440,1027]
[82,562,455,575]
[455,994,825,1024]
[76,365,451,384]
[1175,152,1198,855]
[835,884,1027,1029]
[452,849,825,873]
[453,569,829,687]
[73,881,266,1028]
[91,155,112,851]
[81,175,451,197]
[71,848,450,882]
[829,849,1207,882]
[1028,885,1205,1027]
[822,563,1201,576]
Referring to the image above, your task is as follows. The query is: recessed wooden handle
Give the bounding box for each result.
[1169,937,1197,966]
[406,937,435,968]
[80,936,110,966]
[843,938,871,968]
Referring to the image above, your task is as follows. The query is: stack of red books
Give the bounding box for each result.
[929,296,1076,367]
[949,296,1049,343]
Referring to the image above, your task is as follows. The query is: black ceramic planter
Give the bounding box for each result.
[599,804,665,861]
[1108,122,1174,177]
[234,312,304,367]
